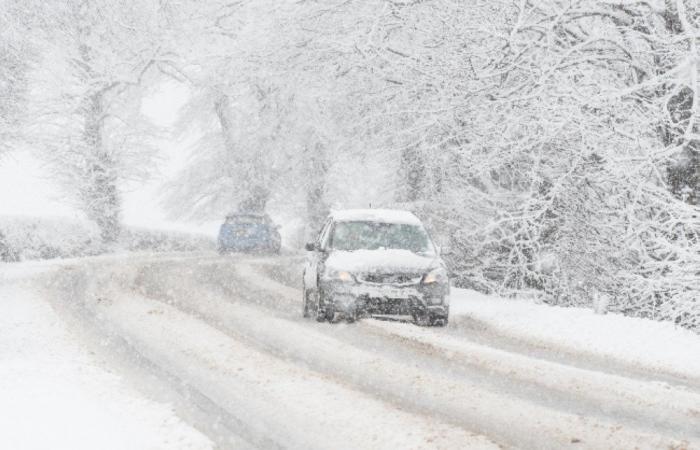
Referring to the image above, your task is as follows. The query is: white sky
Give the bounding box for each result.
[0,80,220,236]
[0,152,76,219]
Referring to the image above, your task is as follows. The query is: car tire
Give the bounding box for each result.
[412,311,431,326]
[429,316,448,327]
[413,312,447,327]
[315,290,334,323]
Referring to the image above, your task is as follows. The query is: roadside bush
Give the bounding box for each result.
[0,216,102,261]
[0,216,214,262]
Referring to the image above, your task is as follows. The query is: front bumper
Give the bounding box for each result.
[320,279,449,318]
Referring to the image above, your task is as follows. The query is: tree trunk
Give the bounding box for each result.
[81,91,121,243]
[659,6,699,205]
[214,94,237,157]
[214,93,270,212]
[305,141,328,238]
[399,144,426,202]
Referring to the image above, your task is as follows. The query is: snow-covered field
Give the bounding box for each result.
[1,252,699,449]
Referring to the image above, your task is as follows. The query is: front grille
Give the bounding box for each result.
[361,296,421,315]
[361,273,422,285]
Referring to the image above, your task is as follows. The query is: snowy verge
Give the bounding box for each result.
[450,288,700,382]
[0,282,213,450]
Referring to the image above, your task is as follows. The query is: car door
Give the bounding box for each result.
[303,219,332,292]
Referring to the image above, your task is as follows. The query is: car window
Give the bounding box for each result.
[329,221,434,254]
[317,219,332,248]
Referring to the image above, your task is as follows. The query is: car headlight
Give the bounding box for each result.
[325,269,356,283]
[422,267,448,285]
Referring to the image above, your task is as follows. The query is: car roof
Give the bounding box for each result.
[329,209,422,225]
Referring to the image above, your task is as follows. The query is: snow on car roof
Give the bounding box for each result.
[329,209,422,225]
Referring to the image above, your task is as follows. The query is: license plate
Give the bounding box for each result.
[380,287,409,299]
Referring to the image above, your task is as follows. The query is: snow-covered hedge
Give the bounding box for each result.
[0,216,214,262]
[0,216,102,261]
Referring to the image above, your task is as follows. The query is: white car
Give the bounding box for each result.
[302,209,449,325]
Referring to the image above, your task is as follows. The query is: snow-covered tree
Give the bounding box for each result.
[288,0,700,327]
[375,0,700,326]
[160,0,292,218]
[28,1,169,243]
[162,0,382,237]
[0,0,32,157]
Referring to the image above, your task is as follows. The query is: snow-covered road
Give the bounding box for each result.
[3,252,699,449]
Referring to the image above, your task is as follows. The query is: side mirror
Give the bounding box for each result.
[305,242,317,252]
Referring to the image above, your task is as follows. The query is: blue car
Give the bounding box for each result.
[217,213,281,254]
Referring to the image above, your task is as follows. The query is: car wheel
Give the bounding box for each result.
[429,316,448,327]
[315,290,335,323]
[412,311,431,326]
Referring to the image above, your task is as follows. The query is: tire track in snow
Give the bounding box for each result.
[104,292,498,450]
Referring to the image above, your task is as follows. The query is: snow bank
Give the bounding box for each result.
[0,283,212,450]
[451,288,700,380]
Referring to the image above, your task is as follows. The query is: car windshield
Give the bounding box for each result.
[329,221,434,253]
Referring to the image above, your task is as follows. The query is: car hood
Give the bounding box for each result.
[325,249,439,275]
